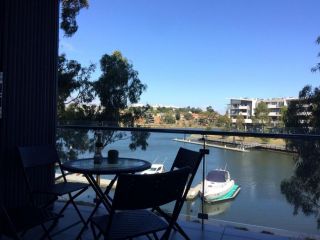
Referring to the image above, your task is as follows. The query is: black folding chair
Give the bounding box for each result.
[0,165,62,240]
[18,145,89,227]
[0,203,62,240]
[90,167,190,240]
[154,147,204,240]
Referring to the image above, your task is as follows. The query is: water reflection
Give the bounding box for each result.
[183,199,231,222]
[203,201,231,216]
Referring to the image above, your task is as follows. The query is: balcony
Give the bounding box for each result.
[20,202,302,240]
[51,124,320,239]
[239,105,249,110]
[267,104,280,109]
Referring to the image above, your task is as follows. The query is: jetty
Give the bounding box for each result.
[173,138,249,152]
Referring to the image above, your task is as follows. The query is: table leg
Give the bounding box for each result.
[76,174,118,239]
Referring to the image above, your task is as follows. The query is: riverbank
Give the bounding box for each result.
[186,134,295,153]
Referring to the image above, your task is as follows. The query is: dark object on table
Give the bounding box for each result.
[18,145,89,227]
[154,147,204,240]
[108,149,119,164]
[94,131,104,164]
[90,167,190,239]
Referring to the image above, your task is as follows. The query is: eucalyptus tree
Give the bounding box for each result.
[58,54,95,119]
[93,51,149,150]
[60,0,89,37]
[281,37,320,227]
[281,85,320,227]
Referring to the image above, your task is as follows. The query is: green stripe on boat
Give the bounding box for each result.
[205,184,241,203]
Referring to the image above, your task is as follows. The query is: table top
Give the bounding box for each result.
[62,157,151,175]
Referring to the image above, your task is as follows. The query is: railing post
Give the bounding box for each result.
[198,134,209,230]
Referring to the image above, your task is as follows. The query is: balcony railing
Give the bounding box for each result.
[56,123,320,237]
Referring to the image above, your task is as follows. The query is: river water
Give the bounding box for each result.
[76,131,319,235]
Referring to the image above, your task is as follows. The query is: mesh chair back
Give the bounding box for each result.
[170,147,204,210]
[113,167,190,210]
[18,145,58,205]
[171,147,203,186]
[18,145,59,168]
[171,147,203,172]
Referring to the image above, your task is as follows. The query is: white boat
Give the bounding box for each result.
[201,169,235,202]
[140,164,165,174]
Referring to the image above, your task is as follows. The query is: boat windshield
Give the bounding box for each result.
[206,170,227,182]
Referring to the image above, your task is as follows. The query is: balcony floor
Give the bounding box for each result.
[1,201,301,240]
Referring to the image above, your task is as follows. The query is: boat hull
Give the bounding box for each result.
[203,179,235,202]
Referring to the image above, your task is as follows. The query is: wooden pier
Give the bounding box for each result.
[173,138,249,152]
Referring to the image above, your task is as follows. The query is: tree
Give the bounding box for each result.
[254,102,270,131]
[206,106,214,113]
[235,114,245,131]
[216,114,231,129]
[281,85,320,227]
[58,54,95,119]
[163,114,176,124]
[311,36,320,73]
[184,112,193,121]
[60,0,89,37]
[93,51,149,149]
[279,106,288,128]
[175,112,181,121]
[281,37,320,227]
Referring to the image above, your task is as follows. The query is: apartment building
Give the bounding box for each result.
[228,97,296,126]
[227,98,258,124]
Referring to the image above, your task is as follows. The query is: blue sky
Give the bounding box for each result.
[59,0,320,113]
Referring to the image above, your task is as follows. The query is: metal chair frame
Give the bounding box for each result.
[18,145,89,228]
[90,167,191,240]
[154,147,205,240]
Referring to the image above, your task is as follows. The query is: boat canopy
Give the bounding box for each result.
[206,170,228,182]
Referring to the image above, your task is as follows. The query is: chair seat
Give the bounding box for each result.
[1,206,61,235]
[92,210,168,239]
[44,182,89,196]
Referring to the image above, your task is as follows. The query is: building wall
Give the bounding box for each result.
[228,97,296,126]
[0,0,59,206]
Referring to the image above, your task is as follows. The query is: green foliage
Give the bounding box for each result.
[58,54,95,119]
[60,103,101,121]
[175,112,181,121]
[216,114,231,129]
[235,115,245,130]
[311,36,320,73]
[184,112,193,121]
[57,51,150,159]
[254,102,270,129]
[279,106,288,128]
[60,0,89,37]
[163,114,176,124]
[94,51,147,125]
[92,51,149,148]
[206,106,214,113]
[281,84,320,227]
[281,38,320,227]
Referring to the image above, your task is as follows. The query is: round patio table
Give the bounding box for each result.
[62,157,151,175]
[61,157,151,238]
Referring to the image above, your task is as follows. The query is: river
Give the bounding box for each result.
[75,131,319,235]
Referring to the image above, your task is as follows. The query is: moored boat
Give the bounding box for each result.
[201,169,235,202]
[140,164,165,174]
